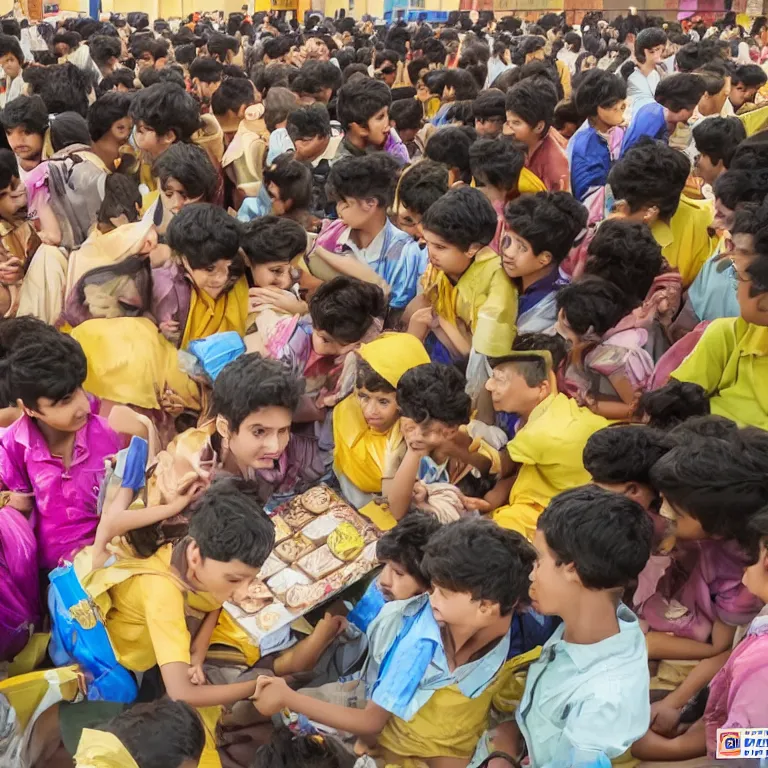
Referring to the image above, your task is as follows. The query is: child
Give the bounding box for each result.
[635,380,711,430]
[423,125,474,185]
[154,142,219,223]
[505,78,569,192]
[389,98,422,158]
[431,68,479,127]
[625,26,668,112]
[406,186,518,364]
[509,486,653,766]
[87,91,133,172]
[620,74,706,155]
[569,68,627,203]
[0,94,47,176]
[253,518,555,767]
[0,330,121,572]
[501,192,587,332]
[394,159,449,241]
[691,116,746,188]
[0,33,25,108]
[189,56,223,112]
[473,88,507,138]
[272,103,332,164]
[729,62,767,113]
[484,339,608,539]
[151,202,248,349]
[312,153,426,311]
[212,77,258,145]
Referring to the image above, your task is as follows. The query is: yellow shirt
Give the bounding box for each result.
[650,196,717,288]
[671,317,768,431]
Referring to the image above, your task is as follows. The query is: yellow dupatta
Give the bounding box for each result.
[74,730,139,768]
[180,276,249,349]
[518,167,547,195]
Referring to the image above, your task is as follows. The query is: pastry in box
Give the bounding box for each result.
[253,601,294,633]
[271,514,292,543]
[281,502,316,531]
[302,514,341,544]
[275,533,315,564]
[258,552,286,581]
[297,545,343,580]
[285,580,332,610]
[235,580,274,614]
[266,567,311,597]
[299,486,333,514]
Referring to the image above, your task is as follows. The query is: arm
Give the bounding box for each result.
[160,661,261,707]
[387,447,424,521]
[312,246,391,297]
[484,475,516,512]
[631,719,707,762]
[273,614,346,676]
[587,373,639,421]
[646,620,737,660]
[437,315,472,358]
[190,608,221,668]
[444,430,492,476]
[487,720,523,768]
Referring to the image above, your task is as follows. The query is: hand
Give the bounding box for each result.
[187,662,207,686]
[407,306,436,338]
[459,493,493,513]
[159,388,186,416]
[248,287,305,315]
[649,699,682,737]
[159,319,181,344]
[0,256,25,285]
[313,613,348,644]
[173,480,206,511]
[251,675,290,717]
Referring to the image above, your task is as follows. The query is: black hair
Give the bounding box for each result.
[213,353,303,433]
[0,94,48,136]
[262,35,292,61]
[389,98,422,133]
[555,276,633,337]
[153,143,218,203]
[397,160,448,216]
[286,103,331,141]
[553,99,582,133]
[98,172,142,224]
[0,331,87,410]
[572,68,627,119]
[102,699,205,768]
[39,63,90,118]
[138,65,186,90]
[731,202,763,238]
[342,62,370,83]
[130,35,168,63]
[88,35,121,69]
[97,68,135,96]
[443,67,479,101]
[584,219,663,305]
[407,56,429,87]
[421,185,498,251]
[188,477,275,568]
[309,276,386,343]
[166,203,240,268]
[634,380,711,430]
[538,486,652,589]
[263,152,313,210]
[607,139,690,221]
[211,77,256,119]
[174,43,197,67]
[241,215,306,267]
[505,77,558,134]
[472,88,506,121]
[584,424,674,487]
[373,511,439,585]
[423,126,474,184]
[397,363,470,427]
[355,357,395,395]
[326,152,399,208]
[692,116,746,168]
[87,91,131,143]
[650,430,768,548]
[470,138,525,191]
[291,60,342,98]
[336,76,391,131]
[421,518,536,615]
[733,63,767,88]
[0,148,18,189]
[654,73,706,112]
[207,33,240,63]
[251,728,353,768]
[634,26,667,62]
[49,112,91,152]
[129,83,201,143]
[53,30,81,50]
[264,87,299,133]
[669,414,742,442]
[0,33,24,65]
[189,56,224,84]
[503,191,587,264]
[696,60,732,98]
[519,34,547,60]
[512,331,568,374]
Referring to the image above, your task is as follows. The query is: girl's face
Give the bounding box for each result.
[183,257,231,300]
[555,308,582,347]
[596,99,627,127]
[646,44,666,65]
[742,542,768,601]
[356,386,399,432]
[162,177,203,217]
[660,498,706,540]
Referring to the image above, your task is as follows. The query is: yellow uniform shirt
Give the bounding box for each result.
[671,317,768,431]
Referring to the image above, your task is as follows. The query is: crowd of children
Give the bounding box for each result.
[1,5,768,768]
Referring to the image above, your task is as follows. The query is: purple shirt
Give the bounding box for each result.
[0,402,120,571]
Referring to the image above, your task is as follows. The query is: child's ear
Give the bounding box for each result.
[534,120,546,137]
[563,561,581,585]
[237,104,247,119]
[361,198,377,212]
[215,414,231,442]
[610,199,631,218]
[109,214,130,229]
[467,242,484,258]
[187,540,202,570]
[478,598,501,616]
[538,250,553,267]
[350,120,368,138]
[16,398,33,418]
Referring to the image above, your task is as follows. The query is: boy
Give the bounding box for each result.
[0,330,121,571]
[0,94,47,177]
[507,486,653,767]
[0,33,24,108]
[423,125,474,185]
[620,73,706,156]
[469,138,526,215]
[211,77,258,145]
[154,142,219,220]
[505,78,569,192]
[395,160,449,241]
[253,518,556,767]
[188,56,223,112]
[484,340,608,539]
[389,99,422,159]
[501,192,587,332]
[87,91,133,172]
[729,63,767,113]
[131,36,168,71]
[313,152,427,310]
[691,116,745,188]
[406,186,517,362]
[473,88,507,138]
[269,103,332,165]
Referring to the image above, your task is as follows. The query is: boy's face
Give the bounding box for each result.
[695,152,723,187]
[529,528,575,615]
[161,177,203,216]
[0,53,21,79]
[266,181,290,216]
[250,260,293,290]
[505,110,542,146]
[666,106,695,125]
[135,52,156,70]
[422,229,474,279]
[22,387,90,434]
[644,44,665,65]
[311,328,358,358]
[396,205,423,241]
[379,559,424,601]
[485,363,547,415]
[659,497,706,541]
[294,133,330,162]
[401,415,457,452]
[742,541,768,601]
[362,106,391,148]
[108,116,133,147]
[500,230,551,279]
[356,385,399,432]
[336,196,377,230]
[183,257,232,300]
[134,120,173,159]
[430,582,498,628]
[596,99,627,128]
[6,126,44,166]
[730,82,757,110]
[732,249,768,326]
[0,177,27,223]
[187,543,262,604]
[192,77,220,106]
[218,405,293,472]
[475,116,504,139]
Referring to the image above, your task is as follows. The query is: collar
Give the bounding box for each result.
[473,245,499,265]
[522,266,564,296]
[337,222,388,264]
[740,322,768,357]
[13,412,90,463]
[524,392,557,427]
[650,219,673,249]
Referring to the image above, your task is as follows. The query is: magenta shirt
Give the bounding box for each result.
[0,402,120,571]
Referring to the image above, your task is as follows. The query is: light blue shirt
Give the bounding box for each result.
[267,127,296,164]
[516,603,650,768]
[687,245,740,323]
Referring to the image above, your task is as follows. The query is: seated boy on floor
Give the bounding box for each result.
[253,518,556,767]
[483,334,609,540]
[394,159,449,242]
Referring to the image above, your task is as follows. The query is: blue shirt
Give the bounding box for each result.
[687,244,740,322]
[569,122,611,202]
[620,101,668,157]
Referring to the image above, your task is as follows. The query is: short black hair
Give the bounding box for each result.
[538,486,652,589]
[607,139,690,221]
[573,68,627,119]
[207,33,240,63]
[129,83,201,143]
[423,126,474,184]
[98,172,142,224]
[692,116,746,168]
[188,477,275,568]
[130,35,168,63]
[505,77,558,133]
[504,191,587,264]
[39,62,90,118]
[54,30,81,50]
[189,56,224,84]
[0,33,24,64]
[102,699,205,768]
[397,363,470,427]
[355,357,395,394]
[421,185,497,251]
[732,63,767,88]
[470,138,525,192]
[635,380,711,430]
[654,73,706,112]
[0,149,17,190]
[0,331,87,410]
[421,518,536,615]
[138,66,187,89]
[286,103,331,142]
[584,425,674,486]
[264,152,313,209]
[291,60,342,98]
[166,203,240,268]
[472,88,506,120]
[336,76,391,131]
[326,152,399,208]
[49,112,91,152]
[309,276,386,343]
[584,219,663,305]
[154,142,218,202]
[88,35,121,69]
[397,160,448,216]
[87,91,131,142]
[696,60,732,98]
[635,26,667,62]
[0,94,48,136]
[262,35,292,61]
[376,511,442,586]
[669,414,741,442]
[555,276,633,337]
[444,67,479,101]
[241,215,306,266]
[97,68,135,95]
[510,331,568,376]
[389,98,422,133]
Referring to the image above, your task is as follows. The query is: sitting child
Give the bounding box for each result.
[151,202,248,348]
[393,159,449,241]
[87,91,133,173]
[267,103,332,166]
[501,191,587,332]
[389,98,423,158]
[211,76,257,144]
[634,380,712,430]
[690,116,746,190]
[473,89,507,139]
[423,125,474,186]
[484,336,608,539]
